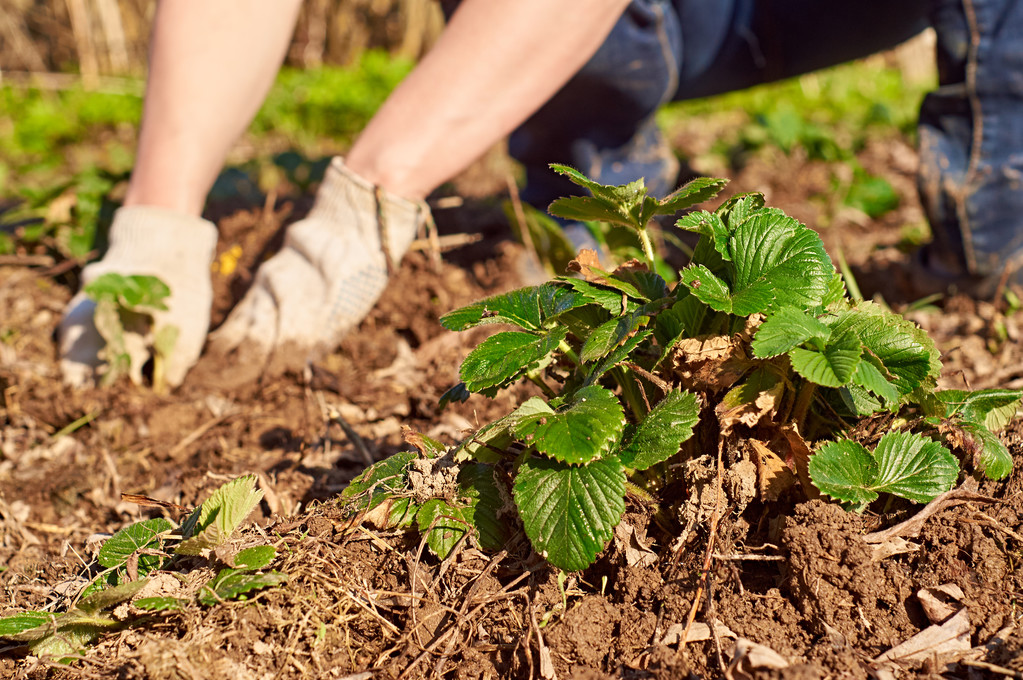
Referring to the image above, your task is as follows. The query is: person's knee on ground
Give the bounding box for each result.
[916,0,1023,294]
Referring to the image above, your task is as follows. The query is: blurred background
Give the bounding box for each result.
[0,0,937,276]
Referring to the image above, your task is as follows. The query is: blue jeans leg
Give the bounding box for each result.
[499,0,928,211]
[508,0,683,209]
[918,0,1023,280]
[672,0,928,99]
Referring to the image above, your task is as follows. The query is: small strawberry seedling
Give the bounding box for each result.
[83,272,178,389]
[0,476,285,660]
[342,166,1020,572]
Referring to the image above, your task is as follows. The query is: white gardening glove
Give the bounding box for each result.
[58,206,218,387]
[201,157,426,383]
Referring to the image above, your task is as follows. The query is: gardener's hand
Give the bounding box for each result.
[58,207,218,387]
[199,158,426,385]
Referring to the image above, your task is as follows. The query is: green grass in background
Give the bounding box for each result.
[0,51,412,256]
[660,58,933,153]
[658,58,936,221]
[0,52,928,257]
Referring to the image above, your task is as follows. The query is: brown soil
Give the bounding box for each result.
[3,138,1023,679]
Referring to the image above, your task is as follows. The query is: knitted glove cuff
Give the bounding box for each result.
[309,157,428,259]
[102,206,219,269]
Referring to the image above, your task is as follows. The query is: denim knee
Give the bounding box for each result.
[918,0,1023,279]
[507,0,683,208]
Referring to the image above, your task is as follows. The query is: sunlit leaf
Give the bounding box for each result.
[460,328,566,393]
[810,432,957,509]
[97,518,173,570]
[513,386,626,465]
[618,390,700,470]
[752,306,830,358]
[513,455,625,571]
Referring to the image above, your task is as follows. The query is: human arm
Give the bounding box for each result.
[347,0,633,199]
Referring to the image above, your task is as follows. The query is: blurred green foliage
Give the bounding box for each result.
[661,59,930,146]
[660,59,934,221]
[0,50,411,256]
[253,51,413,147]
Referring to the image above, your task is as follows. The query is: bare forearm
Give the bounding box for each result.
[346,0,632,199]
[125,0,302,214]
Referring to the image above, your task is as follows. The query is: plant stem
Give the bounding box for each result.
[558,339,580,367]
[791,383,817,432]
[527,372,558,399]
[624,480,655,502]
[637,227,657,270]
[611,366,648,421]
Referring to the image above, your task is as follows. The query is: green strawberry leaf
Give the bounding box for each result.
[440,287,544,331]
[97,517,174,570]
[869,431,959,503]
[677,210,732,261]
[0,612,53,639]
[828,303,940,395]
[851,358,901,409]
[549,195,633,229]
[959,421,1013,480]
[459,328,567,393]
[680,265,760,314]
[618,390,701,470]
[513,455,626,571]
[198,570,287,606]
[657,177,728,214]
[454,397,552,463]
[579,308,651,364]
[752,306,831,358]
[550,163,642,205]
[716,193,766,226]
[84,272,171,312]
[457,463,510,550]
[728,210,834,313]
[810,431,958,509]
[807,439,878,507]
[232,545,276,571]
[513,385,626,465]
[654,295,709,351]
[134,597,188,612]
[937,389,1023,432]
[177,476,263,554]
[77,579,150,614]
[341,450,417,508]
[559,278,627,314]
[416,499,473,559]
[611,269,670,302]
[788,330,861,387]
[585,330,652,385]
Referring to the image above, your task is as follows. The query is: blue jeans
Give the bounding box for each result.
[918,0,1023,280]
[445,0,1023,281]
[504,0,928,206]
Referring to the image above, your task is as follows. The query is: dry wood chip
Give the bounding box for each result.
[727,638,790,679]
[874,607,970,667]
[660,621,737,646]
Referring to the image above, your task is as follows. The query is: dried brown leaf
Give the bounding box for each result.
[749,440,797,501]
[874,608,970,667]
[917,584,965,624]
[670,334,751,393]
[728,638,790,679]
[566,249,605,283]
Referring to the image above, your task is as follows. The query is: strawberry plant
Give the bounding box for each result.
[83,272,177,389]
[342,167,1020,572]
